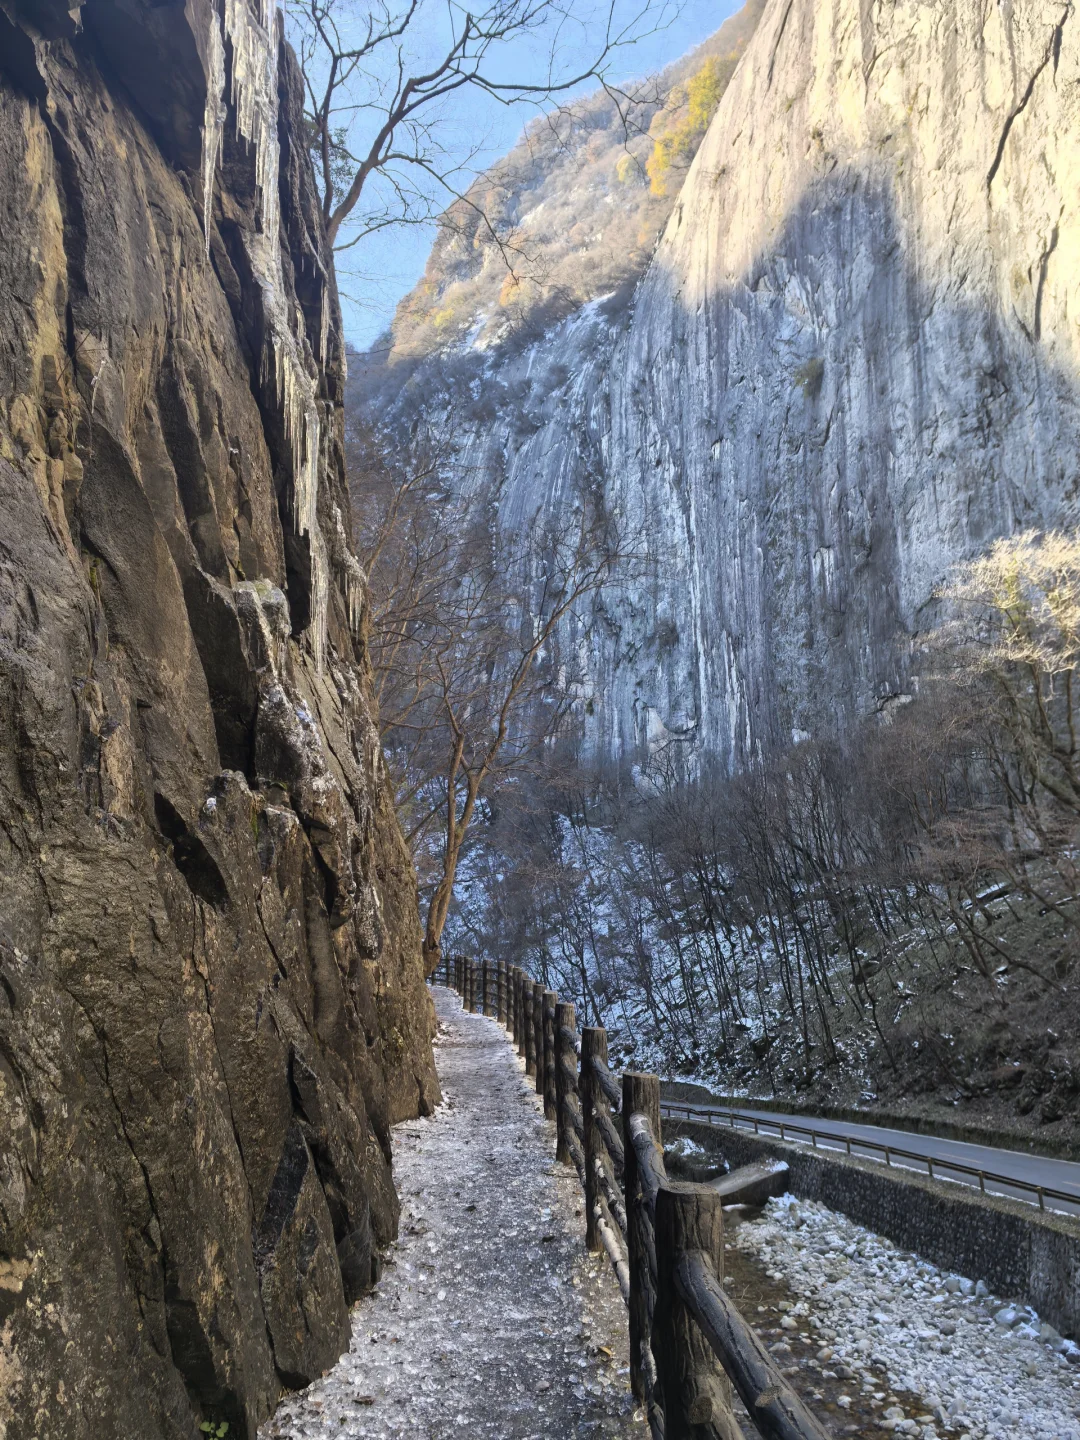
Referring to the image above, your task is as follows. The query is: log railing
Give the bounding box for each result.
[441,963,829,1440]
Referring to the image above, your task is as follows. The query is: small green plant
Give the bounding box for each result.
[199,1424,229,1438]
[793,356,824,399]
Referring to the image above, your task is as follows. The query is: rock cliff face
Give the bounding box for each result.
[361,0,1080,771]
[0,3,438,1438]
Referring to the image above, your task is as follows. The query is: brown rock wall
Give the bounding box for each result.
[0,3,438,1436]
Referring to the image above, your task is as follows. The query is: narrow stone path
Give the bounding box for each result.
[262,986,645,1440]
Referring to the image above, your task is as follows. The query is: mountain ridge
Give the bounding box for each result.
[367,0,767,370]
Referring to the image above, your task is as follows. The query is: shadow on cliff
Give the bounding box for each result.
[610,160,1080,768]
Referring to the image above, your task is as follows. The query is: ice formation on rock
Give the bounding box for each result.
[224,0,280,244]
[319,275,331,369]
[205,0,330,667]
[200,11,226,255]
[330,503,366,637]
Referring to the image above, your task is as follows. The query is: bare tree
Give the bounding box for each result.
[285,0,675,248]
[350,420,633,974]
[935,528,1080,813]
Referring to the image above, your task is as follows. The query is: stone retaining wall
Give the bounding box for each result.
[667,1119,1080,1339]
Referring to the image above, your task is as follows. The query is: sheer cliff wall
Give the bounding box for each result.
[0,3,438,1437]
[361,0,1080,771]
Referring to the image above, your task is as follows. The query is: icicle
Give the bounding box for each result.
[224,0,280,247]
[201,10,226,256]
[218,0,332,669]
[319,282,330,370]
[330,504,366,639]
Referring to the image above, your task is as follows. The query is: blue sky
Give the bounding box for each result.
[326,1,742,349]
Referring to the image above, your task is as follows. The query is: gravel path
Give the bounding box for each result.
[734,1194,1080,1439]
[262,986,644,1440]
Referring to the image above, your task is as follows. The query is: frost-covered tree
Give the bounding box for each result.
[936,529,1080,813]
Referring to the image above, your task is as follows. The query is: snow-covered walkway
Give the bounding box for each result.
[262,986,644,1440]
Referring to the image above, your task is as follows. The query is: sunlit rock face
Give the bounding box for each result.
[360,0,1080,771]
[0,3,437,1436]
[605,0,1080,764]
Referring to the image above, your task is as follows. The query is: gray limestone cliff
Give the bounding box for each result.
[0,2,438,1437]
[358,0,1080,771]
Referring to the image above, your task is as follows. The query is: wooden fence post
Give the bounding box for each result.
[542,991,557,1120]
[654,1186,740,1440]
[521,967,529,1059]
[581,1027,607,1252]
[498,961,508,1027]
[623,1073,661,1404]
[533,983,546,1097]
[469,959,477,1013]
[555,1001,576,1165]
[524,978,536,1075]
[481,959,491,1016]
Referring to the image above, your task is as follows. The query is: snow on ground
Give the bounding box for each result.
[261,987,644,1440]
[734,1195,1080,1440]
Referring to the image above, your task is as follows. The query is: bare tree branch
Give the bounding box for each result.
[284,0,677,248]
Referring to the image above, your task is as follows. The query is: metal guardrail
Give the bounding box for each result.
[661,1101,1080,1216]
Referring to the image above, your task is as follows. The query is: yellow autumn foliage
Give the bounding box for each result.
[646,57,728,196]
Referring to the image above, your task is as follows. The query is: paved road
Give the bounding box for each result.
[662,1101,1080,1217]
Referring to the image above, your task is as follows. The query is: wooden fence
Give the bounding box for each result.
[441,956,829,1440]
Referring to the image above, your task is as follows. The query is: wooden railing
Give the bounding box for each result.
[441,958,829,1440]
